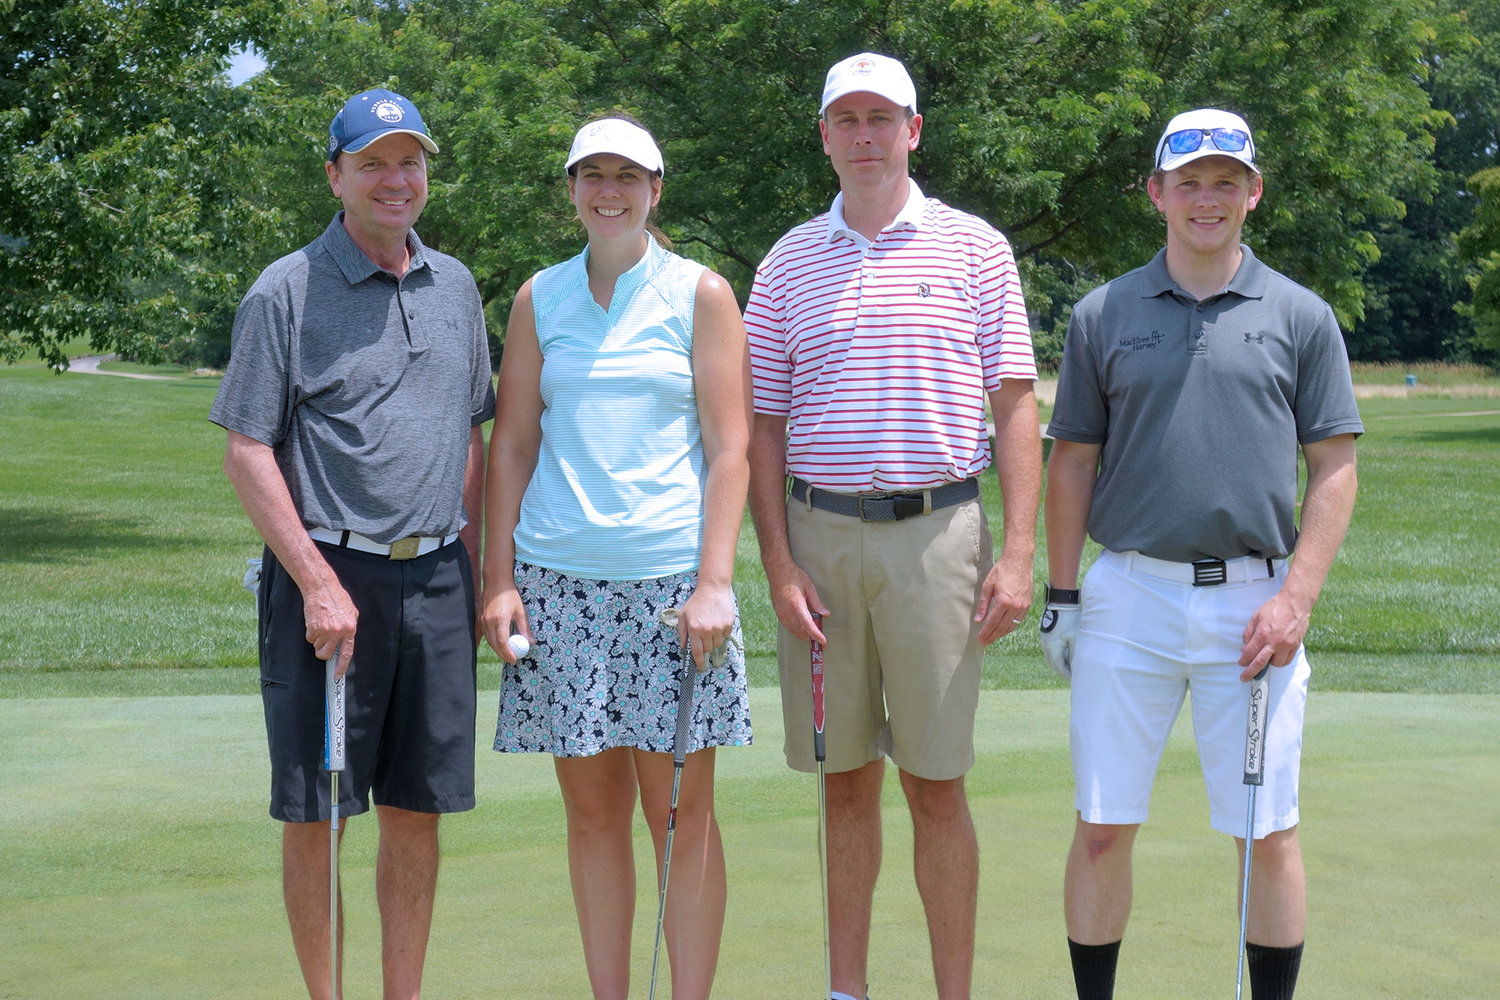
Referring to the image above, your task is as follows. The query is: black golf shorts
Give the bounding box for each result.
[257,539,477,823]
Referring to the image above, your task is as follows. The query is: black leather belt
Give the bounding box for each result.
[789,477,980,522]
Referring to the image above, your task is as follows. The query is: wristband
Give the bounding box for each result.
[1045,584,1080,605]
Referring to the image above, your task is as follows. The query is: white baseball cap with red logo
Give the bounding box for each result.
[820,52,917,116]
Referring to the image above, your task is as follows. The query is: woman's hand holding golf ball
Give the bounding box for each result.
[479,587,531,663]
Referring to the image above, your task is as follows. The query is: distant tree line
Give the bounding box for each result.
[3,0,1498,371]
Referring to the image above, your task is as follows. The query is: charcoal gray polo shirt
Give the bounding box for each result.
[210,213,496,543]
[1049,246,1363,562]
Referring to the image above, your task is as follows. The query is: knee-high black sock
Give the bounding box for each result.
[1246,941,1303,1000]
[1068,939,1121,1000]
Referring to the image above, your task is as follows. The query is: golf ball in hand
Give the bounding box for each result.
[507,634,531,659]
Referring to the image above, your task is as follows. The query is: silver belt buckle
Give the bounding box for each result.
[388,536,422,560]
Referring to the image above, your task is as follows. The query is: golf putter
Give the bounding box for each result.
[1236,667,1269,1000]
[648,651,697,1000]
[324,645,346,1000]
[811,613,832,1000]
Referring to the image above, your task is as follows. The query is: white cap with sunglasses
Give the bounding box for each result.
[1154,108,1259,174]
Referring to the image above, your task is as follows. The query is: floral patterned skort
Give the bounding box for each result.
[494,561,753,757]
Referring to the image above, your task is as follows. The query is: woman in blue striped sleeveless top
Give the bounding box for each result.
[479,115,753,999]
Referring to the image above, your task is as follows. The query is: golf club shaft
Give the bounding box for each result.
[325,647,345,1000]
[649,655,697,1000]
[811,613,831,1000]
[1236,667,1270,1000]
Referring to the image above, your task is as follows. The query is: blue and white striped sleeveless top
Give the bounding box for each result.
[515,237,708,580]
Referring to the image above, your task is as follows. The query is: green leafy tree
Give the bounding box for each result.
[1356,0,1498,361]
[1457,167,1500,351]
[0,0,286,368]
[6,0,1465,369]
[541,0,1447,361]
[238,0,590,355]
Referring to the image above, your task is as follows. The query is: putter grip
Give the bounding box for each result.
[1242,668,1269,785]
[324,650,346,774]
[810,641,826,762]
[810,613,826,749]
[672,658,695,767]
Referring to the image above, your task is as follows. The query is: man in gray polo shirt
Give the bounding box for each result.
[210,88,494,999]
[1041,108,1361,1000]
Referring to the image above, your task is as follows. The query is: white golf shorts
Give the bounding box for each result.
[1071,549,1310,838]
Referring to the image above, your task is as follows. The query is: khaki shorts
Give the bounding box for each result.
[777,492,991,780]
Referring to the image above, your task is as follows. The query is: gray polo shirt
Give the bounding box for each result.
[1049,246,1363,562]
[210,214,496,543]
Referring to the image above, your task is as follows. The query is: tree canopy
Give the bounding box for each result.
[1359,0,1500,361]
[3,0,1496,369]
[1458,167,1500,351]
[0,0,289,367]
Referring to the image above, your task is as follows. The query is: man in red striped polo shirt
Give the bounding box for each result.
[746,51,1042,1000]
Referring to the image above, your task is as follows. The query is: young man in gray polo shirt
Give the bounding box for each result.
[1041,108,1361,1000]
[210,89,494,1000]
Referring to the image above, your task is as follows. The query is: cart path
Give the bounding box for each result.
[68,354,176,380]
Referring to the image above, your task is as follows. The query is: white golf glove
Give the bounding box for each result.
[243,557,263,596]
[1038,585,1081,680]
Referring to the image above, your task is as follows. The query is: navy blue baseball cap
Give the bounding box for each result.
[327,89,439,162]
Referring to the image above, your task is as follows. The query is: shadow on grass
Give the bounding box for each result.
[1412,426,1500,445]
[0,508,190,564]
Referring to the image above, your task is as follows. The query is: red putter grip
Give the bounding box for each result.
[810,614,825,736]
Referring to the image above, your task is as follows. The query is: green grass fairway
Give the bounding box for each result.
[1,364,1496,694]
[2,358,1496,996]
[2,688,1495,998]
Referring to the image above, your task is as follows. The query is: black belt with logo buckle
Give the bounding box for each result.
[789,477,980,522]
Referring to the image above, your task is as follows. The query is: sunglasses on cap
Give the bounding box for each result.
[1163,127,1251,156]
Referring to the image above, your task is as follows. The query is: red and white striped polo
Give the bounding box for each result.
[745,182,1037,493]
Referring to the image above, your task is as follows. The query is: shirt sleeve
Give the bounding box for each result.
[744,261,792,417]
[466,282,497,426]
[208,267,295,446]
[977,233,1038,390]
[1292,301,1364,444]
[1047,294,1109,444]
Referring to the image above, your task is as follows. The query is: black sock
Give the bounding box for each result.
[1068,938,1120,1000]
[1246,941,1304,1000]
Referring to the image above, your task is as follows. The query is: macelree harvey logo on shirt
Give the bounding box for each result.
[1120,331,1166,351]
